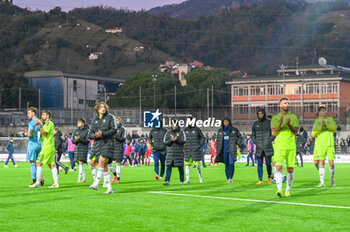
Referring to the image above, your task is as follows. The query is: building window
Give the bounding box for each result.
[86,100,95,106]
[251,85,266,96]
[267,103,279,115]
[305,83,319,94]
[321,101,338,112]
[233,104,248,115]
[290,102,302,114]
[233,87,239,96]
[79,99,84,104]
[321,83,338,94]
[285,84,302,95]
[233,86,248,96]
[267,85,284,95]
[73,80,77,91]
[303,102,319,113]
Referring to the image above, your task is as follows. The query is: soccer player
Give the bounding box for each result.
[123,141,135,166]
[111,116,126,183]
[149,121,168,180]
[271,97,299,197]
[72,118,90,183]
[29,110,60,188]
[214,117,243,184]
[312,105,337,187]
[4,138,17,168]
[138,138,147,166]
[209,139,218,166]
[163,120,186,186]
[26,107,43,186]
[184,117,205,183]
[251,109,274,185]
[89,102,117,194]
[145,139,152,165]
[54,128,69,174]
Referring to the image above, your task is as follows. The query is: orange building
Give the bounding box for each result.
[226,70,350,123]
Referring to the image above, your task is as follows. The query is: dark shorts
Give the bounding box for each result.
[78,154,88,163]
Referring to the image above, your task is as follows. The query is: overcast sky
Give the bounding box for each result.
[13,0,186,12]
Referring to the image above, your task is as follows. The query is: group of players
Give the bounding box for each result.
[24,97,337,196]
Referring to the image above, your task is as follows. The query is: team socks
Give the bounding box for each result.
[108,164,117,176]
[275,171,283,191]
[91,167,97,180]
[103,171,112,192]
[51,167,59,185]
[286,172,294,192]
[78,163,86,181]
[319,165,325,184]
[36,166,43,184]
[196,165,203,182]
[92,168,104,188]
[30,163,37,181]
[329,165,335,180]
[185,165,190,182]
[116,162,122,178]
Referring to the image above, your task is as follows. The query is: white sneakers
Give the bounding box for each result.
[4,165,18,168]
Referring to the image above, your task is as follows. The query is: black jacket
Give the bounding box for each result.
[149,127,168,153]
[72,125,90,158]
[251,109,274,158]
[164,127,186,167]
[114,123,127,161]
[88,113,117,159]
[184,126,205,161]
[215,117,243,163]
[54,130,64,153]
[296,135,306,153]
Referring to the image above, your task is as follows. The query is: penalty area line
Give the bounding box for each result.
[148,191,350,210]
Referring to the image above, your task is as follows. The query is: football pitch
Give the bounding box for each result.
[1,162,350,232]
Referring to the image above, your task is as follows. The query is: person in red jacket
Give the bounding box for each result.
[145,139,152,165]
[209,139,218,166]
[122,142,135,167]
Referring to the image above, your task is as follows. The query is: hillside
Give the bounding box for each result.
[0,3,175,77]
[73,0,350,75]
[148,0,329,19]
[0,3,176,108]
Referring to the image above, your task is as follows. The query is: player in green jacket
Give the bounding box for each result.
[312,105,337,187]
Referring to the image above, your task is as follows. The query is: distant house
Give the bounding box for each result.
[176,64,191,86]
[159,60,176,73]
[134,46,145,52]
[160,60,205,86]
[89,52,103,60]
[105,28,124,34]
[189,61,204,68]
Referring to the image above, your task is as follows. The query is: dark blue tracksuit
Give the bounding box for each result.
[223,127,235,180]
[5,141,16,165]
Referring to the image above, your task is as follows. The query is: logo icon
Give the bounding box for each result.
[143,109,162,128]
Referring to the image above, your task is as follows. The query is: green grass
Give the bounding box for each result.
[1,162,350,232]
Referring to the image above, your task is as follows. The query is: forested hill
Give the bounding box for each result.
[147,0,330,19]
[72,0,350,75]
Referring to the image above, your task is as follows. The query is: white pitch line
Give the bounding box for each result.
[163,186,350,193]
[148,191,350,209]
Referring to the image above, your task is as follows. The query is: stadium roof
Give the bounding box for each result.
[24,71,125,83]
